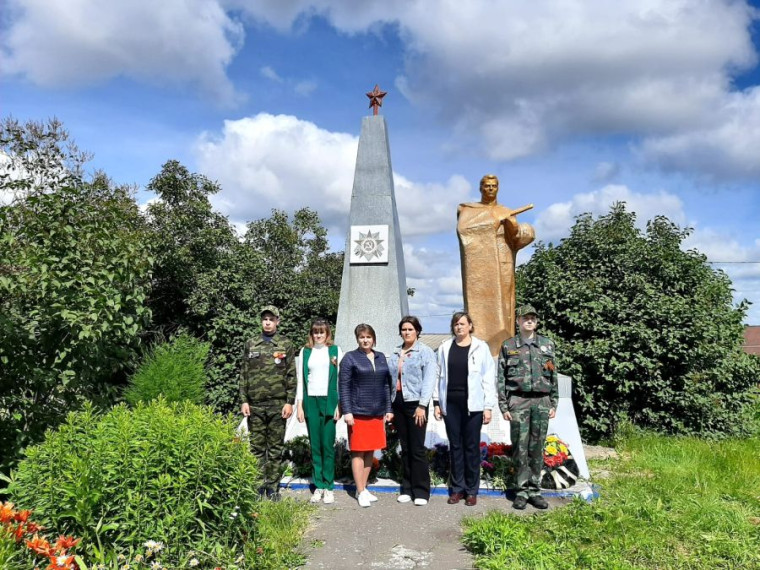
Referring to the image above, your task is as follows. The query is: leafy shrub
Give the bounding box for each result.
[9,399,262,566]
[124,333,209,405]
[518,204,760,441]
[0,118,152,475]
[285,436,313,479]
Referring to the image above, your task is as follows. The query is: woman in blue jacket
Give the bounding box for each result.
[433,311,497,506]
[339,323,394,508]
[387,316,437,506]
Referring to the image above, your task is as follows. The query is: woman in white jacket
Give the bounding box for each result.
[433,311,497,506]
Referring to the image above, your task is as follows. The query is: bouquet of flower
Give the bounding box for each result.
[480,442,512,478]
[540,434,580,489]
[543,434,570,468]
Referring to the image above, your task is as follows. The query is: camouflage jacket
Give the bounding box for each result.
[498,333,559,412]
[239,333,297,406]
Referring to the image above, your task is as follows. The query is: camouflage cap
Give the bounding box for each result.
[516,304,539,318]
[260,305,281,318]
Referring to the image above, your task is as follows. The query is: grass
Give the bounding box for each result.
[248,497,314,569]
[461,433,760,569]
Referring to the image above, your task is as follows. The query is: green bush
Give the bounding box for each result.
[518,204,760,441]
[124,333,209,405]
[9,399,262,566]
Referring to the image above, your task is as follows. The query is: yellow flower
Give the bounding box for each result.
[546,435,559,443]
[545,444,558,455]
[559,444,569,454]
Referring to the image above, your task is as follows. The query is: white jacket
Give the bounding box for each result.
[433,336,497,415]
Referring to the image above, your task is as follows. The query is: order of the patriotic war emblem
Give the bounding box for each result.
[354,230,385,261]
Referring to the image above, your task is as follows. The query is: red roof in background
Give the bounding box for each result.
[744,326,760,356]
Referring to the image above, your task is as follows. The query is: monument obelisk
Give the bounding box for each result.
[334,86,409,355]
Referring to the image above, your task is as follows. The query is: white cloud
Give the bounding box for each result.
[195,114,356,229]
[394,174,471,237]
[238,1,760,177]
[534,184,686,243]
[7,1,760,178]
[3,0,244,105]
[638,86,760,180]
[593,162,620,184]
[294,80,317,96]
[194,113,474,238]
[260,66,283,82]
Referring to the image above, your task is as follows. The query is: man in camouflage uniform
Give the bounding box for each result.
[498,304,558,510]
[239,305,296,498]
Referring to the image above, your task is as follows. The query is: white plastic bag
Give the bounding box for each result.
[236,416,249,437]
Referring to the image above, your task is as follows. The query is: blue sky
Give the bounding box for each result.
[3,0,760,332]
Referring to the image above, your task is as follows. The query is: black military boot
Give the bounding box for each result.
[528,495,549,509]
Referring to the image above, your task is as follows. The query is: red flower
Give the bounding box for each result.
[0,501,15,523]
[543,451,568,468]
[14,509,33,523]
[26,534,53,556]
[54,535,81,551]
[26,521,43,534]
[11,524,27,542]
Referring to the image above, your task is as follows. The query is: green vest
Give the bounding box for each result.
[302,345,339,416]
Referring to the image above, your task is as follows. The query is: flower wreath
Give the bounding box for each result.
[540,434,580,489]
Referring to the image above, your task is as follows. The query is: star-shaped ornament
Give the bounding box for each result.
[353,230,385,261]
[366,84,387,115]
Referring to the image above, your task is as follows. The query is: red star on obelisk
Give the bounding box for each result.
[366,84,387,116]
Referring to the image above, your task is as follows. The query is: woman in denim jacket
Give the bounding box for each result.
[387,316,438,506]
[433,311,497,506]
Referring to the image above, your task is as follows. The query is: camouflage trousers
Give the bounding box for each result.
[248,405,287,492]
[508,394,551,499]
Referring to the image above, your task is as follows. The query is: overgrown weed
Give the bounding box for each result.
[462,433,760,569]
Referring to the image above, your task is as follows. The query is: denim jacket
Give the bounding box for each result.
[387,340,438,406]
[433,336,497,415]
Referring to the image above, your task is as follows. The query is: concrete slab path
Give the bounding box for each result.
[286,487,573,569]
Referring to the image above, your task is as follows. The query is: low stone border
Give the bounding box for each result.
[281,476,599,501]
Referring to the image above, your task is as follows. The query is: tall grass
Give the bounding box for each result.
[462,433,760,569]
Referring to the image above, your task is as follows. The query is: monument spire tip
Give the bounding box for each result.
[366,84,387,116]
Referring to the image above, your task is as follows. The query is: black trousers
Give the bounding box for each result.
[443,392,483,496]
[392,392,431,500]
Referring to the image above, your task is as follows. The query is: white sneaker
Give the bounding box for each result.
[310,489,323,503]
[414,498,428,506]
[366,491,378,502]
[397,494,412,503]
[357,490,372,508]
[323,490,335,504]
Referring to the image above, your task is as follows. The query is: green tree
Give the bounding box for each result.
[144,160,343,413]
[0,118,153,473]
[202,208,343,412]
[145,160,239,335]
[517,203,760,441]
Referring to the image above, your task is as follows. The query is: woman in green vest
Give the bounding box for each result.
[296,318,343,504]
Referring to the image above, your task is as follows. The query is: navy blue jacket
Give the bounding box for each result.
[339,349,393,417]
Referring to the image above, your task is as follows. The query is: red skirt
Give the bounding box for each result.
[348,416,386,451]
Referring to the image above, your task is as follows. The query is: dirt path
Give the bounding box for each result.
[287,487,571,569]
